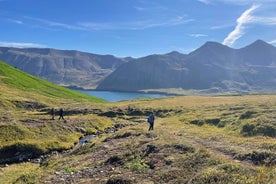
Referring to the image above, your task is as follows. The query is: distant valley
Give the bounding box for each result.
[1,40,276,94]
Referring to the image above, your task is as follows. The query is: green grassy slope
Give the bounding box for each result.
[0,61,105,108]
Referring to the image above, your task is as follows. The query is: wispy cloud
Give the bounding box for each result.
[0,41,46,48]
[24,16,87,31]
[16,15,193,31]
[223,3,276,46]
[189,34,208,38]
[197,0,211,4]
[251,16,276,25]
[8,18,23,24]
[80,16,194,30]
[268,40,276,44]
[210,23,233,30]
[223,4,259,46]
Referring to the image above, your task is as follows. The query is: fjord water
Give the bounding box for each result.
[76,90,167,102]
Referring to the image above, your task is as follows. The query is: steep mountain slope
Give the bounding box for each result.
[97,40,276,93]
[97,52,188,91]
[0,47,128,89]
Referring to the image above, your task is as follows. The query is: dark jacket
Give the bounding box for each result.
[148,113,154,124]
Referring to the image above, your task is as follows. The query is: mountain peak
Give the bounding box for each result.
[240,39,275,51]
[190,41,232,56]
[252,39,274,47]
[252,39,268,45]
[165,51,185,56]
[203,41,224,47]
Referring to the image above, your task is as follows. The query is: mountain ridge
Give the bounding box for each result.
[97,40,276,94]
[1,39,276,94]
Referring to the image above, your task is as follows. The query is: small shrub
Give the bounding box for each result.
[126,156,149,172]
[173,144,195,153]
[106,178,133,184]
[114,132,132,139]
[106,155,124,165]
[240,111,256,119]
[190,120,204,126]
[255,125,276,137]
[14,173,37,184]
[235,151,276,166]
[164,157,173,165]
[205,118,220,126]
[217,121,227,128]
[144,144,158,156]
[64,166,77,173]
[241,123,256,136]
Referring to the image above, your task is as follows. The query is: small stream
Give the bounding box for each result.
[78,135,97,146]
[0,123,133,166]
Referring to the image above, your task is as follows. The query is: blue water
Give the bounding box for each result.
[76,90,168,102]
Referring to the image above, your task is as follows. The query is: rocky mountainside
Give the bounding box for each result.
[97,40,276,93]
[0,47,129,89]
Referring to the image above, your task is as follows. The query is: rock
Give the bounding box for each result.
[75,127,87,133]
[103,144,110,149]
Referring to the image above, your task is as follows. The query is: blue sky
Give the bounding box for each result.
[1,0,276,57]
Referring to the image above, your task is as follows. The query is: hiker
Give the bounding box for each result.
[51,108,55,120]
[58,108,64,120]
[147,112,155,131]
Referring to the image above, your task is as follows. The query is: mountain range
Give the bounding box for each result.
[1,40,276,94]
[0,47,129,89]
[97,40,276,94]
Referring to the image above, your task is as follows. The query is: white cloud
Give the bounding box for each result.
[8,19,23,24]
[197,0,211,4]
[210,23,233,30]
[223,2,276,46]
[268,40,276,44]
[251,16,276,25]
[22,15,193,32]
[24,16,87,31]
[80,16,194,31]
[0,41,46,48]
[223,4,259,46]
[189,34,208,38]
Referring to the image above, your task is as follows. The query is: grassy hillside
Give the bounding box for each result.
[0,61,105,107]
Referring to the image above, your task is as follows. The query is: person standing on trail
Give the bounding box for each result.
[51,108,55,120]
[58,108,64,120]
[147,112,155,131]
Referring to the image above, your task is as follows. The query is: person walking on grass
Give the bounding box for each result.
[51,108,55,120]
[58,108,64,120]
[147,112,155,131]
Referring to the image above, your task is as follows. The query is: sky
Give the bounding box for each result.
[0,0,276,57]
